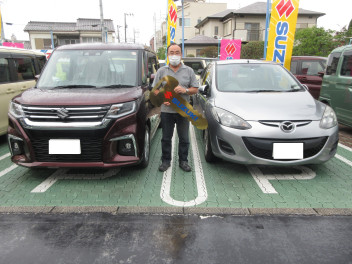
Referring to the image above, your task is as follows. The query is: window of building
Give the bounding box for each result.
[245,23,260,41]
[179,18,191,27]
[14,57,35,81]
[196,49,202,57]
[0,58,10,83]
[197,18,202,24]
[43,39,53,49]
[82,37,102,43]
[340,52,352,76]
[223,20,232,36]
[58,39,79,46]
[214,26,219,36]
[326,52,342,75]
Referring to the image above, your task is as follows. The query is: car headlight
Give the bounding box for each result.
[320,105,337,129]
[9,102,25,118]
[105,101,136,119]
[211,107,251,129]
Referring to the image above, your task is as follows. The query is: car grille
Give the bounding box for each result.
[22,105,110,122]
[25,129,106,162]
[242,137,328,161]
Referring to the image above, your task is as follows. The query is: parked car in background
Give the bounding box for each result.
[193,60,339,165]
[7,43,160,168]
[290,56,327,99]
[0,47,46,136]
[182,57,217,78]
[319,45,352,127]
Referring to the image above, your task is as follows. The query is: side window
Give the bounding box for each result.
[326,52,341,75]
[0,58,11,83]
[302,61,324,76]
[290,60,298,74]
[340,52,352,77]
[14,57,36,81]
[147,53,157,76]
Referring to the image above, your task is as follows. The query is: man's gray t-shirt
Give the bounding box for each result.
[152,64,199,113]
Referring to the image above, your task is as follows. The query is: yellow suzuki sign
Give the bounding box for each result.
[266,0,300,70]
[166,0,178,64]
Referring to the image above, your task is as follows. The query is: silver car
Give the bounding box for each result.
[193,60,339,165]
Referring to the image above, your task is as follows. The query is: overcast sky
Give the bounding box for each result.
[1,0,351,45]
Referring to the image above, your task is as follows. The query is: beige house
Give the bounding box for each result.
[24,18,115,50]
[154,0,227,51]
[196,2,325,42]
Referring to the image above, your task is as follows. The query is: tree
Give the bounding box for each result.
[157,47,166,60]
[292,27,342,57]
[199,46,218,58]
[241,41,264,59]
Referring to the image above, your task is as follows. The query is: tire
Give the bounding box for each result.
[204,128,215,162]
[139,126,150,168]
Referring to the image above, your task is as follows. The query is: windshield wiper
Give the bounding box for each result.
[99,84,135,88]
[53,85,97,89]
[247,90,282,93]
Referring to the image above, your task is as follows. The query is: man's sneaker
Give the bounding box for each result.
[179,161,191,172]
[159,162,170,172]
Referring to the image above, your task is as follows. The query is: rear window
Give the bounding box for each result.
[183,61,204,75]
[340,51,352,77]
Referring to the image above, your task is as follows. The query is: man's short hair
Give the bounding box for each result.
[167,43,182,53]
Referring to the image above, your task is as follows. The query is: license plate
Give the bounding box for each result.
[49,139,81,154]
[273,143,303,160]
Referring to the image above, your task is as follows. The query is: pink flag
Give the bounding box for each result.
[220,39,241,60]
[2,42,24,49]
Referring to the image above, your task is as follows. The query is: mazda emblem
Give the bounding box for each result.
[280,121,295,133]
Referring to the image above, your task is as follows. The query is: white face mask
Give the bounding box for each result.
[169,55,181,66]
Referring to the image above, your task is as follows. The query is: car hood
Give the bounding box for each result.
[13,87,143,106]
[214,91,325,121]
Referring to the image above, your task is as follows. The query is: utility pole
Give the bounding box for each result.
[124,13,133,43]
[99,0,105,43]
[116,25,121,43]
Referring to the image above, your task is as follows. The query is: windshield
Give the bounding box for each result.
[216,63,302,92]
[37,49,138,89]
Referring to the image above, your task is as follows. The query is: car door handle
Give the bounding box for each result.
[6,89,15,94]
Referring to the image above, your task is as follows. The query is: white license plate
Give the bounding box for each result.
[273,143,303,160]
[49,139,81,154]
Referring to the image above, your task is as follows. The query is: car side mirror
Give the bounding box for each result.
[318,71,325,77]
[148,74,155,91]
[198,84,209,95]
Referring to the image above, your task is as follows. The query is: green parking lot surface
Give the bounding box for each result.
[0,128,351,209]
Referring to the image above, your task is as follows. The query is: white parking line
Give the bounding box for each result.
[31,168,120,193]
[339,143,352,152]
[335,154,352,167]
[248,166,316,194]
[0,153,10,161]
[0,164,18,178]
[160,125,208,207]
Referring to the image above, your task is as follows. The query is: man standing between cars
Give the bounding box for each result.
[152,43,199,172]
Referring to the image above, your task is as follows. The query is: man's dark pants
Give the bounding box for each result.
[161,112,189,164]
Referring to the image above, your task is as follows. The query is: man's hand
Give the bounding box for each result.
[163,102,171,106]
[174,85,187,94]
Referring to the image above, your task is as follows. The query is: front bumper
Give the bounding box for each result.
[208,118,339,166]
[7,114,143,168]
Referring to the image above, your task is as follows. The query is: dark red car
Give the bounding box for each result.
[7,43,160,168]
[290,56,327,99]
